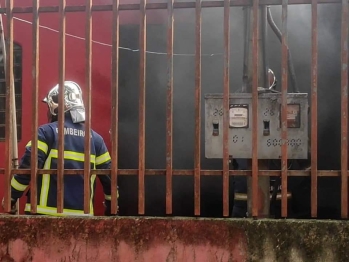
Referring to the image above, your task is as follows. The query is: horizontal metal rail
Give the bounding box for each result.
[0,0,343,14]
[0,169,347,177]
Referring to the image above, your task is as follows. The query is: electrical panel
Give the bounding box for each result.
[205,93,309,159]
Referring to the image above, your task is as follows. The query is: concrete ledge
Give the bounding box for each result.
[0,216,347,262]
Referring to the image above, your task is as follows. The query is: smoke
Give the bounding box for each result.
[268,4,342,168]
[115,3,344,218]
[266,4,343,218]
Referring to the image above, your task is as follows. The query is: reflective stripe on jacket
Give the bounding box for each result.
[10,116,113,216]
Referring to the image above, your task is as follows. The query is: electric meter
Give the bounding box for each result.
[205,93,308,159]
[285,104,301,128]
[229,104,249,128]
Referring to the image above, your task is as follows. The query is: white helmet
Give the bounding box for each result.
[42,81,85,123]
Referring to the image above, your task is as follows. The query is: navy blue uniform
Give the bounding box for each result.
[10,116,114,216]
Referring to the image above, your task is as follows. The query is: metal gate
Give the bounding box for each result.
[0,0,348,219]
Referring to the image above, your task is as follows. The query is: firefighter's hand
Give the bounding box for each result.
[103,200,118,216]
[1,198,17,214]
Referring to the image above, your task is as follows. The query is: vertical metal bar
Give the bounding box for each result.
[83,0,92,214]
[30,0,40,214]
[166,0,174,215]
[111,0,120,215]
[57,0,66,213]
[0,8,18,215]
[1,3,18,172]
[251,0,259,218]
[138,0,146,215]
[311,0,318,218]
[222,0,230,217]
[281,0,288,218]
[3,0,13,213]
[194,0,202,216]
[341,0,348,219]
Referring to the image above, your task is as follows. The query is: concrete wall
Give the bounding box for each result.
[0,216,348,262]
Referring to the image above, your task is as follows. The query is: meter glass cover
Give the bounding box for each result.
[229,105,248,128]
[284,104,301,128]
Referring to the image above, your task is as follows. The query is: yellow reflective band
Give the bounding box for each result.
[104,191,119,200]
[39,149,97,209]
[40,153,52,206]
[26,140,49,154]
[234,193,247,201]
[234,192,292,201]
[96,152,111,165]
[104,194,111,200]
[11,177,28,191]
[90,175,96,213]
[50,149,96,163]
[25,204,93,217]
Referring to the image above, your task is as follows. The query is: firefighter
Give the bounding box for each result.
[2,81,117,216]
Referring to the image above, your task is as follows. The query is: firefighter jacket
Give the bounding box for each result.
[10,116,114,216]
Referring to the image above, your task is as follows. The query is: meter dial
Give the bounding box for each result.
[229,105,249,128]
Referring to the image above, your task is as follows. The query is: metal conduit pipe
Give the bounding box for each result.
[267,6,299,93]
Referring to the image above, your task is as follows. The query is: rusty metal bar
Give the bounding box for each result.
[3,0,14,213]
[30,0,39,214]
[1,1,18,214]
[111,0,120,215]
[0,0,342,14]
[2,169,348,177]
[0,4,18,174]
[281,0,289,218]
[57,0,66,214]
[311,0,318,218]
[194,0,202,216]
[251,0,259,218]
[138,0,146,215]
[166,0,174,215]
[222,0,230,217]
[83,0,92,215]
[341,0,348,219]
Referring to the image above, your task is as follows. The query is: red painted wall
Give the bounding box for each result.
[0,0,166,215]
[0,216,248,261]
[0,216,347,261]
